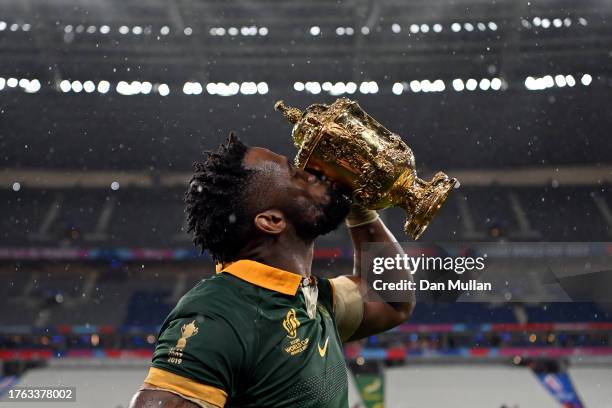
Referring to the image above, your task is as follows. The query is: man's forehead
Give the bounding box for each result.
[243,147,289,170]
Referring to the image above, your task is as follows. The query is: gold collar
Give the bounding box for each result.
[217,259,303,296]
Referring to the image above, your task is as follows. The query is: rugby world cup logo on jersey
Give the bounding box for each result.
[282,309,309,355]
[168,319,199,365]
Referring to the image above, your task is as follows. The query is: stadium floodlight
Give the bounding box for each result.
[433,79,445,92]
[100,25,110,34]
[206,83,217,94]
[83,80,96,93]
[563,18,572,27]
[132,26,143,35]
[488,21,498,31]
[330,82,346,95]
[464,23,474,32]
[392,82,404,95]
[391,24,401,34]
[542,75,554,88]
[541,19,551,29]
[25,79,41,93]
[554,75,566,87]
[71,80,83,93]
[465,78,478,91]
[12,182,21,192]
[565,75,576,87]
[0,21,6,31]
[479,78,491,90]
[86,25,96,34]
[321,82,332,92]
[345,27,354,35]
[420,24,430,33]
[119,25,129,34]
[257,82,269,94]
[7,77,18,87]
[477,22,486,31]
[410,24,419,34]
[184,27,193,36]
[433,24,443,33]
[306,81,322,94]
[409,80,421,92]
[533,17,541,26]
[452,79,465,91]
[336,27,345,35]
[451,23,461,32]
[160,26,170,35]
[309,26,320,36]
[490,78,502,90]
[293,82,305,92]
[345,82,357,94]
[111,181,120,191]
[240,82,257,95]
[0,77,5,90]
[228,27,238,36]
[578,17,587,26]
[258,27,268,36]
[22,23,31,32]
[59,80,71,92]
[581,74,592,86]
[158,83,170,96]
[97,80,110,94]
[553,18,562,28]
[361,26,370,35]
[10,23,18,31]
[19,78,29,88]
[140,81,153,94]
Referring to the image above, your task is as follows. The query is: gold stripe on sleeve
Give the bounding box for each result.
[144,367,227,407]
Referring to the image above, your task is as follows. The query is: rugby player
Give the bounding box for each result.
[129,133,415,407]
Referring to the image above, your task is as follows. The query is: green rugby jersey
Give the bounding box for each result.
[144,259,349,408]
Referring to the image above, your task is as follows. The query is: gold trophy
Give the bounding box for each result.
[275,97,457,239]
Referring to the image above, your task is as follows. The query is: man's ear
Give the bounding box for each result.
[254,209,286,235]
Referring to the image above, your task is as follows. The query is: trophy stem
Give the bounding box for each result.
[389,170,457,240]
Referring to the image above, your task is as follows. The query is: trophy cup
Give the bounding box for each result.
[274,97,457,239]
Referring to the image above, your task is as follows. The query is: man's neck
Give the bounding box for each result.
[236,235,314,278]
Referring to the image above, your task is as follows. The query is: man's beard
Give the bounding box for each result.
[283,186,351,241]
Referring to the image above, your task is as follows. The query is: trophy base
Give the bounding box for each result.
[400,172,457,240]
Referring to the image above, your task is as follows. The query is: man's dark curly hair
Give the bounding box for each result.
[184,133,256,263]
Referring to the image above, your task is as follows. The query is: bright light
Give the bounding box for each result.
[18,78,29,88]
[452,79,464,91]
[464,23,474,32]
[22,23,31,32]
[158,83,170,96]
[83,80,95,93]
[132,26,143,35]
[433,24,443,33]
[206,83,217,94]
[257,82,269,94]
[7,78,18,87]
[359,81,378,94]
[420,80,432,93]
[71,80,83,93]
[581,74,592,86]
[0,21,6,31]
[160,26,170,35]
[259,27,268,36]
[392,82,403,95]
[12,182,21,192]
[111,181,120,191]
[330,82,346,95]
[563,18,572,27]
[465,79,478,91]
[488,21,498,31]
[553,18,562,28]
[322,82,332,91]
[391,23,401,34]
[119,25,129,35]
[565,75,576,87]
[541,19,551,29]
[184,27,193,36]
[97,80,110,94]
[361,26,370,35]
[479,78,491,90]
[310,26,320,36]
[477,22,486,31]
[433,79,445,92]
[345,82,357,94]
[578,17,587,26]
[410,24,419,34]
[490,78,502,90]
[345,27,354,35]
[60,80,71,92]
[240,82,257,95]
[554,74,566,87]
[86,25,96,34]
[305,81,321,94]
[0,77,5,90]
[451,23,461,32]
[294,81,305,91]
[409,80,421,92]
[533,17,541,27]
[100,25,110,34]
[420,24,429,33]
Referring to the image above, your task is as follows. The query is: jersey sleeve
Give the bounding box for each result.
[144,314,245,407]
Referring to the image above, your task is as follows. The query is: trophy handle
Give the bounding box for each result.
[389,171,457,240]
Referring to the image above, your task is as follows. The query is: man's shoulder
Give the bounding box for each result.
[174,273,256,316]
